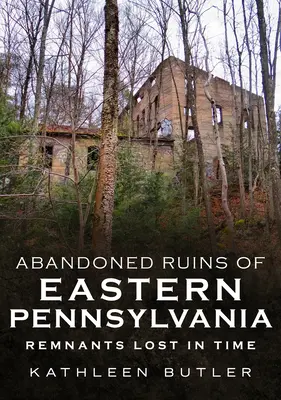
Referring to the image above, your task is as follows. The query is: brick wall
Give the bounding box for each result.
[120,56,266,174]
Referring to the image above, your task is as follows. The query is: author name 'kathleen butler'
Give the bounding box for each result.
[29,366,252,379]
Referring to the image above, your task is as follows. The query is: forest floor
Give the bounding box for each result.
[198,183,280,257]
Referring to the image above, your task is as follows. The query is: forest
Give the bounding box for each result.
[1,1,281,399]
[0,0,280,259]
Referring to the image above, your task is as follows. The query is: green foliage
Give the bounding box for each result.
[51,183,81,237]
[114,146,146,205]
[235,219,245,228]
[0,93,22,166]
[113,146,201,254]
[0,142,202,256]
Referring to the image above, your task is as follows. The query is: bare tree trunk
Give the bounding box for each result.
[20,55,33,120]
[256,0,281,240]
[228,0,246,218]
[210,95,234,234]
[71,129,85,252]
[128,80,135,141]
[242,0,254,216]
[33,0,55,131]
[1,0,13,98]
[199,16,234,241]
[151,65,162,171]
[127,39,138,141]
[92,0,119,255]
[178,0,216,254]
[150,0,171,170]
[18,0,44,120]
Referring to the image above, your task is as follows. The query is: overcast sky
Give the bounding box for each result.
[164,0,281,109]
[127,0,280,109]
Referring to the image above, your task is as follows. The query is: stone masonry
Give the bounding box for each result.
[119,56,266,177]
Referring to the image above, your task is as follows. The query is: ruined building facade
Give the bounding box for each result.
[18,57,266,181]
[19,125,101,180]
[119,56,266,177]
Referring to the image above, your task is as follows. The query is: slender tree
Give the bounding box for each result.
[33,0,56,131]
[198,12,234,242]
[18,0,44,120]
[92,0,119,255]
[255,0,281,239]
[119,5,156,140]
[229,0,247,218]
[177,0,217,254]
[242,0,254,215]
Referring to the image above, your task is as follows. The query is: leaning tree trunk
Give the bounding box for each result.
[92,0,119,256]
[205,76,234,241]
[199,16,234,242]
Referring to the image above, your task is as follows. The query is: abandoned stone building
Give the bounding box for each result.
[19,125,101,179]
[19,56,266,181]
[119,56,266,177]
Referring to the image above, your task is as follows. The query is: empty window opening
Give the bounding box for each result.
[157,122,162,137]
[191,78,195,89]
[184,107,192,117]
[155,95,159,113]
[185,76,195,93]
[186,127,195,141]
[149,102,152,123]
[41,145,53,168]
[251,113,255,130]
[154,96,159,124]
[142,109,146,125]
[136,115,140,135]
[87,146,99,170]
[243,109,250,129]
[212,105,222,125]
